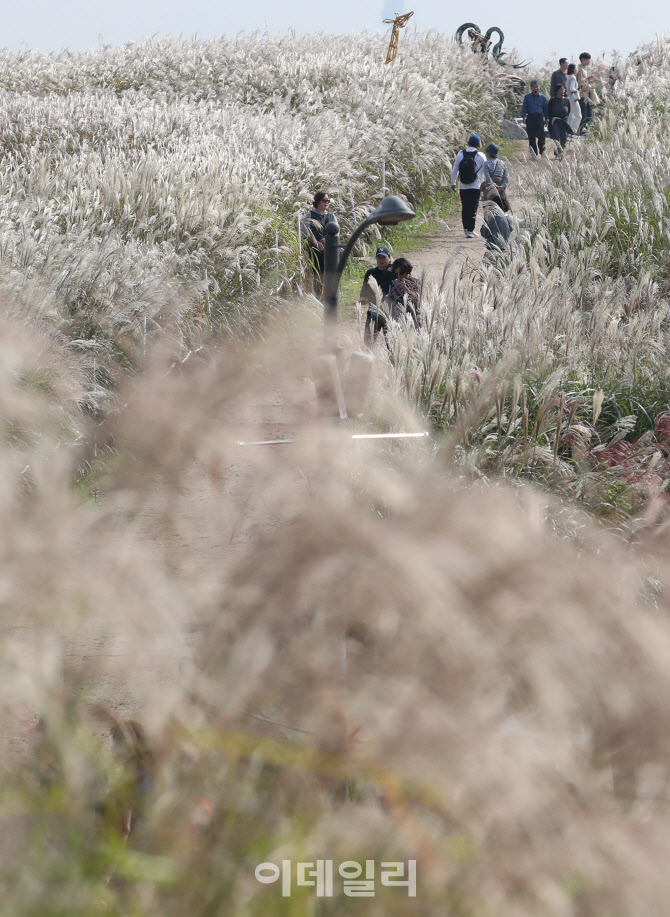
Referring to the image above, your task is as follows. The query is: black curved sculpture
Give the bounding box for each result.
[485,27,505,60]
[456,23,526,69]
[455,22,482,43]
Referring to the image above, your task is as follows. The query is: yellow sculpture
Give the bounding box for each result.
[384,11,414,64]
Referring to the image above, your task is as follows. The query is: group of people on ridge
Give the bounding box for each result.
[449,53,600,243]
[522,52,599,158]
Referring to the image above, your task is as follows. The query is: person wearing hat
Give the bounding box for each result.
[360,246,395,347]
[360,246,395,303]
[450,134,488,238]
[483,143,511,213]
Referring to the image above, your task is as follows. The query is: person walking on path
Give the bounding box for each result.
[522,81,548,157]
[566,63,582,134]
[550,58,569,98]
[577,52,599,131]
[483,143,511,212]
[303,191,336,296]
[451,134,487,238]
[548,85,572,157]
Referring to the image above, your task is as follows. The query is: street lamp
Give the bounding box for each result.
[322,195,416,336]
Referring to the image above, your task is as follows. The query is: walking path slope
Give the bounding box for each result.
[408,140,540,286]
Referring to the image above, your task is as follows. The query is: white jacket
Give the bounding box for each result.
[451,148,488,190]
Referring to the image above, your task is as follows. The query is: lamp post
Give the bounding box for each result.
[322,195,416,343]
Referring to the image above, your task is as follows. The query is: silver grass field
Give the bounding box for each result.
[2,29,670,917]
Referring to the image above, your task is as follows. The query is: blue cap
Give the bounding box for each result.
[485,143,500,157]
[468,134,481,147]
[376,246,391,257]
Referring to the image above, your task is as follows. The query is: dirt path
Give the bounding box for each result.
[338,140,541,352]
[408,140,538,287]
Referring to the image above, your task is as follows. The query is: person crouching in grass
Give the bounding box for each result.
[480,199,514,253]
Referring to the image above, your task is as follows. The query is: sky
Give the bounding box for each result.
[5,0,669,66]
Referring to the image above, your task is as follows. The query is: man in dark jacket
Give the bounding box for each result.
[360,246,394,302]
[550,59,568,97]
[360,246,394,347]
[548,85,572,156]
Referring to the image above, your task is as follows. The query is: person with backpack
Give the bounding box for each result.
[450,135,488,238]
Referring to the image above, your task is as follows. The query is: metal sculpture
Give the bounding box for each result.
[384,11,414,64]
[456,22,526,69]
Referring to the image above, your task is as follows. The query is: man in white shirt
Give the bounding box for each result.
[577,52,599,131]
[451,134,488,238]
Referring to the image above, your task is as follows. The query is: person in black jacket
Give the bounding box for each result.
[550,58,569,97]
[548,85,572,157]
[360,246,395,302]
[360,246,395,346]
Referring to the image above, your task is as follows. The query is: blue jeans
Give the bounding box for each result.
[579,99,592,131]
